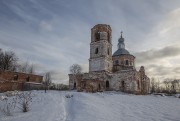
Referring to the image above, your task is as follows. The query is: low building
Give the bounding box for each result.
[0,70,43,92]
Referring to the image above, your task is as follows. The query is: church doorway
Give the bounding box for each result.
[74,82,76,89]
[106,81,109,88]
[121,81,125,91]
[98,84,101,91]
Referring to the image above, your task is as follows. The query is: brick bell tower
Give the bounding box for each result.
[89,24,113,72]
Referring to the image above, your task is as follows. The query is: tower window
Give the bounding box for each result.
[95,32,100,41]
[125,60,129,65]
[95,48,98,54]
[115,60,119,65]
[108,33,110,42]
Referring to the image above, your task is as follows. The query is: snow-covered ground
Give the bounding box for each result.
[0,91,180,121]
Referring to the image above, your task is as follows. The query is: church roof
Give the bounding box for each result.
[112,48,130,56]
[113,31,133,57]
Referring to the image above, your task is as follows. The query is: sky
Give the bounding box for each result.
[0,0,180,84]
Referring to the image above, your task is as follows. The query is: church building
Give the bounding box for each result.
[69,24,150,94]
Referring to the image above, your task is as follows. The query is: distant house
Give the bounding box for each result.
[0,70,43,92]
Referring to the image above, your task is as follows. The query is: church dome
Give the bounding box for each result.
[112,32,132,57]
[113,48,130,56]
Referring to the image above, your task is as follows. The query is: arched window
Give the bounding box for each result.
[14,74,18,80]
[74,82,76,89]
[95,32,100,41]
[106,81,109,88]
[26,76,30,82]
[115,60,119,65]
[95,48,98,54]
[125,60,129,65]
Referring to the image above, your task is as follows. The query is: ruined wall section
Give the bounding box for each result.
[110,70,138,92]
[69,74,83,90]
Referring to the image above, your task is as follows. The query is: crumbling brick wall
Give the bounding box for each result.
[0,71,43,83]
[0,81,23,92]
[0,71,43,92]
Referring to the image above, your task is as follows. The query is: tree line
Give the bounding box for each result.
[0,48,34,73]
[150,78,180,94]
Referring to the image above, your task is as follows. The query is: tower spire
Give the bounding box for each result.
[118,31,125,49]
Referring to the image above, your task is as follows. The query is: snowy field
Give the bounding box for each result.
[0,91,180,121]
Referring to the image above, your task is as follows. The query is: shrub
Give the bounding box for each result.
[16,91,33,112]
[0,97,17,116]
[65,94,73,98]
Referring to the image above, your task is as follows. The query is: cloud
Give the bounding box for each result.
[1,0,180,83]
[134,44,180,63]
[159,8,180,34]
[50,70,69,84]
[144,64,180,80]
[40,21,53,31]
[133,44,180,80]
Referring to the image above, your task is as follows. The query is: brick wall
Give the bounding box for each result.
[0,81,23,93]
[0,71,43,92]
[0,71,43,83]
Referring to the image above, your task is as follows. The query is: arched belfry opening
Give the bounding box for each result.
[106,81,109,88]
[95,32,100,41]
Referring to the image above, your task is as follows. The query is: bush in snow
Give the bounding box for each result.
[0,95,8,101]
[175,94,180,98]
[65,94,73,98]
[5,90,21,97]
[16,91,33,112]
[0,97,17,116]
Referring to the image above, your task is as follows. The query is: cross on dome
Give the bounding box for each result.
[120,31,123,38]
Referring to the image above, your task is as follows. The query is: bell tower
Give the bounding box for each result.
[89,24,113,72]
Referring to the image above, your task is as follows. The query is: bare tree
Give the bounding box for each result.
[0,48,36,74]
[69,64,82,89]
[0,50,18,71]
[0,49,3,71]
[150,78,155,93]
[17,61,35,74]
[18,61,28,73]
[44,72,52,93]
[70,64,82,75]
[28,64,34,74]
